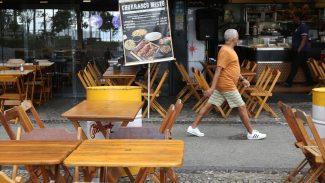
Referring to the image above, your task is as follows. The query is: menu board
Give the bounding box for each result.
[119,0,174,66]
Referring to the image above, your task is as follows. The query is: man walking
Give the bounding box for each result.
[187,29,266,140]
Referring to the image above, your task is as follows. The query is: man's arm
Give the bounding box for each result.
[298,35,307,53]
[205,66,222,97]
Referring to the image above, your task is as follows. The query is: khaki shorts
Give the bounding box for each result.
[207,90,245,108]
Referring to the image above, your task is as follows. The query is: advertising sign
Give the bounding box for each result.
[119,0,174,66]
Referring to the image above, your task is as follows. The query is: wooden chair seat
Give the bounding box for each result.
[304,146,325,163]
[110,127,165,139]
[249,90,273,97]
[20,128,78,141]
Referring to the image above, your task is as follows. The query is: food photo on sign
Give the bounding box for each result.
[119,0,174,66]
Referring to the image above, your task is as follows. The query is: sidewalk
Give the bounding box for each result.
[0,93,312,182]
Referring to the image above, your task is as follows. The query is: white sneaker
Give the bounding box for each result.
[247,130,267,140]
[187,126,204,137]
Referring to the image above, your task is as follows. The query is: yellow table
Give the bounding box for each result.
[62,100,143,140]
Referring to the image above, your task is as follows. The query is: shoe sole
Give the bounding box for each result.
[187,130,204,137]
[247,136,267,140]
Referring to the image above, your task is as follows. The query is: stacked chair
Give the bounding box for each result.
[308,58,325,89]
[175,61,200,103]
[244,66,281,118]
[191,67,228,118]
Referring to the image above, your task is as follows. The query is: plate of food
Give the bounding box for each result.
[132,29,147,37]
[159,45,172,54]
[145,32,162,42]
[131,40,159,60]
[124,39,136,50]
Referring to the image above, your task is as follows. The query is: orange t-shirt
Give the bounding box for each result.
[215,46,240,92]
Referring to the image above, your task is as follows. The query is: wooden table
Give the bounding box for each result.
[64,139,184,183]
[102,67,138,86]
[62,100,143,140]
[0,140,81,183]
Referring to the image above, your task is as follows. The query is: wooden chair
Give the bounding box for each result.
[278,101,313,182]
[200,61,215,80]
[240,60,257,83]
[308,58,325,89]
[109,100,183,183]
[191,67,228,118]
[142,69,169,118]
[83,67,98,87]
[0,75,26,111]
[0,171,24,183]
[23,65,45,105]
[175,61,200,103]
[0,101,81,183]
[77,70,90,89]
[86,62,108,86]
[294,109,325,182]
[135,63,160,91]
[244,67,281,118]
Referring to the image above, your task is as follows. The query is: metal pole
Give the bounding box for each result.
[147,63,150,118]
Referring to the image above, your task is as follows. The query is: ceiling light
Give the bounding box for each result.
[40,0,48,3]
[0,1,3,3]
[83,0,91,2]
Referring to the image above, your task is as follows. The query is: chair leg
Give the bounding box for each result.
[284,158,308,183]
[134,168,149,183]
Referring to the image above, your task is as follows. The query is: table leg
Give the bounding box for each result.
[123,167,135,182]
[134,168,149,183]
[160,168,167,183]
[121,121,129,127]
[54,165,59,183]
[71,120,87,140]
[74,167,79,183]
[26,165,40,183]
[99,167,106,183]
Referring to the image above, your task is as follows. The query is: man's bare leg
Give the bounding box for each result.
[238,105,253,134]
[191,103,213,128]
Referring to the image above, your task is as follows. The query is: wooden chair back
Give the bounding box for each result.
[175,61,191,83]
[86,62,100,84]
[83,67,97,86]
[255,66,272,89]
[263,69,281,95]
[164,99,183,133]
[77,70,90,88]
[295,109,325,160]
[0,76,25,109]
[309,58,325,79]
[159,104,176,134]
[192,67,209,91]
[200,61,214,80]
[277,101,304,143]
[92,61,103,76]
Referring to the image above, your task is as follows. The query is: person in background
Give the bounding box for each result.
[187,29,267,140]
[283,12,314,87]
[104,47,113,60]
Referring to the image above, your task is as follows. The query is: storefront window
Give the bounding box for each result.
[0,8,122,97]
